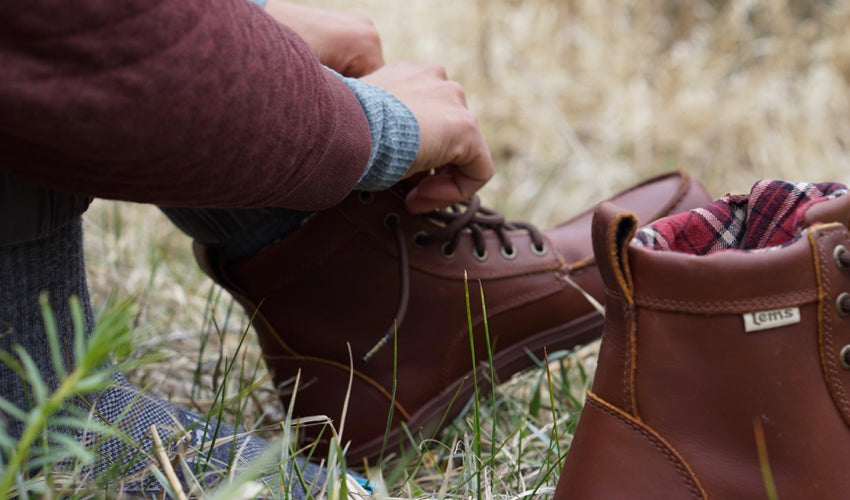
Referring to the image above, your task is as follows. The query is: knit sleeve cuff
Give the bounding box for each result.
[335,72,420,191]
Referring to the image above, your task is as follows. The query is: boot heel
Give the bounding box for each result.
[556,393,705,499]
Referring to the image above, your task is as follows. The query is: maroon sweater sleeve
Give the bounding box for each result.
[0,0,372,210]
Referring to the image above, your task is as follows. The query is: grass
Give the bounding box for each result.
[9,0,850,496]
[0,279,593,498]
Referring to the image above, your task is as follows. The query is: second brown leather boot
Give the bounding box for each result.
[195,171,712,461]
[556,180,850,498]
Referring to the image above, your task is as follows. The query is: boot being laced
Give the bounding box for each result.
[194,170,714,461]
[364,194,547,362]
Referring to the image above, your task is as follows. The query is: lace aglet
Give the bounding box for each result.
[362,332,392,363]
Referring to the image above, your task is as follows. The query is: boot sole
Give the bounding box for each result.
[346,309,605,461]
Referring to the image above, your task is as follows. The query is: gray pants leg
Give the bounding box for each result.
[160,206,312,261]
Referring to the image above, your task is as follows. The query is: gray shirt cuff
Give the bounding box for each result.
[335,72,420,191]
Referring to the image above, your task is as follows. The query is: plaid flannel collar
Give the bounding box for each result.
[634,180,848,255]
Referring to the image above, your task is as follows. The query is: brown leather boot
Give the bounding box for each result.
[555,180,850,498]
[194,171,712,461]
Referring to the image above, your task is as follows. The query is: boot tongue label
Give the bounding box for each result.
[743,307,801,332]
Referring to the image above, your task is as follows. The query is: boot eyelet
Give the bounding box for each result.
[413,231,428,248]
[530,241,548,257]
[358,191,374,205]
[500,245,518,260]
[835,245,850,269]
[841,345,850,370]
[441,242,456,260]
[837,292,850,317]
[473,247,488,262]
[383,213,399,229]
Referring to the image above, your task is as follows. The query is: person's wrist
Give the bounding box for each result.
[337,74,420,191]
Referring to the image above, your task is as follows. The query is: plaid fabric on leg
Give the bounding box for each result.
[633,180,847,254]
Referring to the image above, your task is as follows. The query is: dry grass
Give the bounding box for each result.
[336,0,850,221]
[81,0,850,496]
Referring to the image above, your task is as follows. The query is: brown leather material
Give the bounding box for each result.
[547,172,711,266]
[556,196,850,499]
[589,203,639,414]
[555,393,705,500]
[194,171,713,461]
[811,224,850,429]
[630,240,820,314]
[591,202,637,300]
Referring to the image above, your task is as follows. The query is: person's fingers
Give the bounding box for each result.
[338,21,384,76]
[404,170,492,213]
[403,175,457,214]
[445,78,467,107]
[265,1,385,77]
[362,60,494,210]
[404,149,494,214]
[425,63,448,80]
[343,49,385,77]
[400,83,480,179]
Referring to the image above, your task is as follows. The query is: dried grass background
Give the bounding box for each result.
[82,0,850,494]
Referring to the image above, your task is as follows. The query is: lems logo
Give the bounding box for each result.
[743,307,801,333]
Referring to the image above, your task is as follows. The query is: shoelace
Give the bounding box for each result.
[362,195,546,362]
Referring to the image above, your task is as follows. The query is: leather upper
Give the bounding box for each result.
[197,170,713,460]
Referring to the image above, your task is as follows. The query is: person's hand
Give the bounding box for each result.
[362,62,495,213]
[264,0,384,77]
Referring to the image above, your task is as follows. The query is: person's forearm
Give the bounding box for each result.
[0,0,372,210]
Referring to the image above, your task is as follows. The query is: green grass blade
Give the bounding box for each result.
[463,272,482,498]
[38,293,66,380]
[478,279,498,472]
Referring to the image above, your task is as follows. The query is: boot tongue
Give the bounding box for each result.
[632,180,848,255]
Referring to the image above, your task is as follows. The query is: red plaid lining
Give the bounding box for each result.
[633,180,848,255]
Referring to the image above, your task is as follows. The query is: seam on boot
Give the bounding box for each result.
[236,294,299,356]
[634,290,818,314]
[627,301,639,418]
[812,227,850,426]
[261,353,413,421]
[611,295,634,415]
[587,392,707,500]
